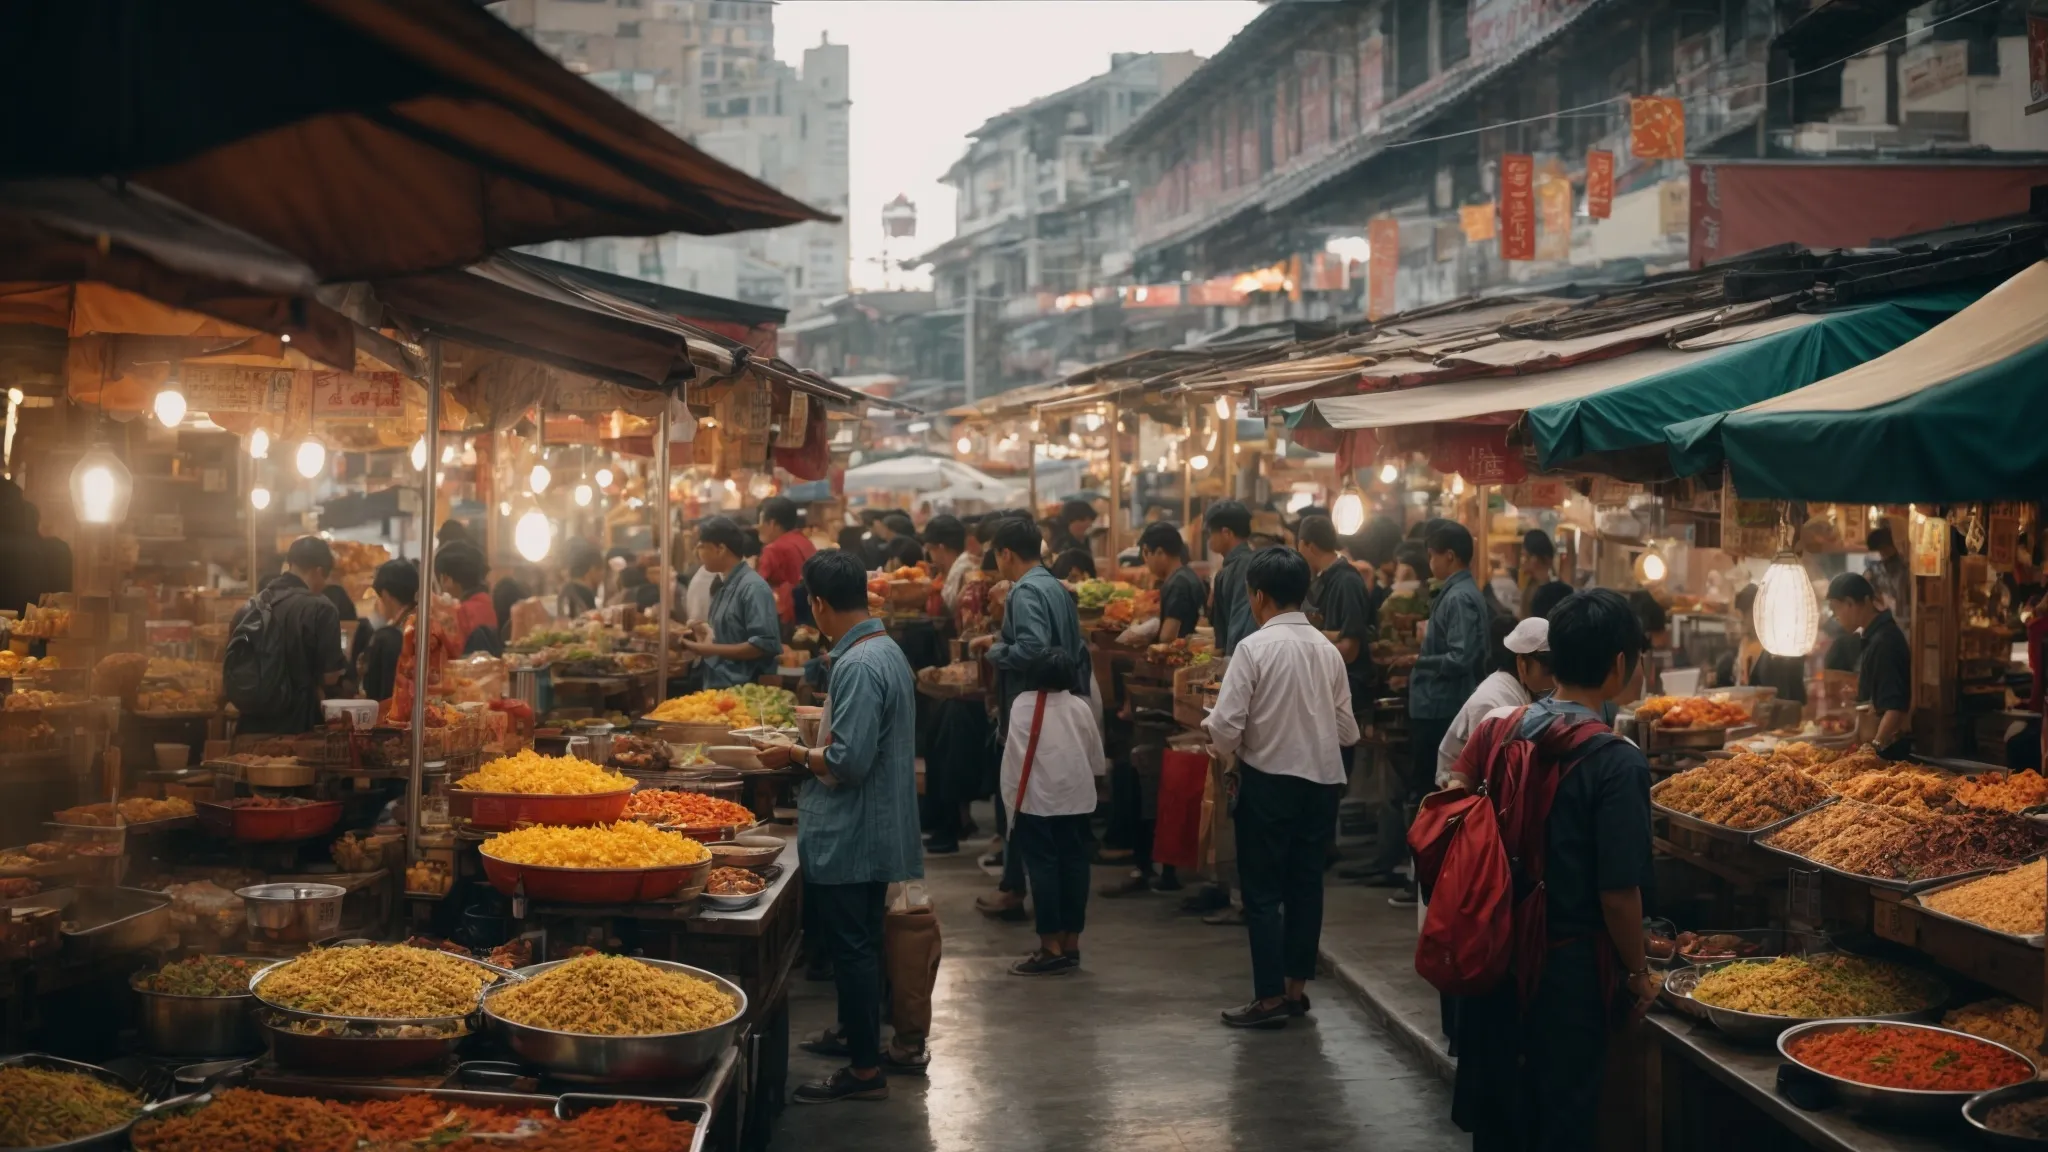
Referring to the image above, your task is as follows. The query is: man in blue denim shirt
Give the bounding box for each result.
[1386,522,1490,904]
[759,549,921,1104]
[1204,500,1258,655]
[681,516,781,689]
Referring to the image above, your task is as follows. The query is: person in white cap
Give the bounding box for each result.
[1436,615,1555,790]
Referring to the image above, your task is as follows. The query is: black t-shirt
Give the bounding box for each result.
[361,621,405,703]
[1308,560,1376,701]
[1539,720,1655,941]
[230,573,345,734]
[1158,565,1206,638]
[880,536,926,570]
[1859,609,1912,714]
[558,581,598,620]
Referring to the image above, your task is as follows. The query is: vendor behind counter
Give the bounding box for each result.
[1827,572,1911,757]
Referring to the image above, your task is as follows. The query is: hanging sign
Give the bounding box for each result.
[310,371,406,419]
[1367,216,1400,321]
[1513,478,1568,508]
[1458,203,1496,242]
[1585,150,1615,219]
[2029,15,2048,113]
[1429,427,1525,485]
[1630,96,1686,159]
[1909,508,1949,577]
[180,366,297,414]
[1499,153,1536,261]
[1537,177,1573,260]
[1988,512,2019,568]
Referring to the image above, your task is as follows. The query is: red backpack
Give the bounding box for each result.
[1407,705,1616,1002]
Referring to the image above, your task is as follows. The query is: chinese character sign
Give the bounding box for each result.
[1367,216,1400,321]
[310,372,406,419]
[1630,96,1686,159]
[1459,203,1495,242]
[1585,150,1615,219]
[1499,154,1535,261]
[1537,177,1572,260]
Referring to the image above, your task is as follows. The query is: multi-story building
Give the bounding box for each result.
[492,0,850,318]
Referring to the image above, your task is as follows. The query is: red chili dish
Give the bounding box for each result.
[1787,1023,2032,1092]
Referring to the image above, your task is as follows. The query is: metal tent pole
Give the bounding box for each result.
[656,403,673,696]
[407,338,441,865]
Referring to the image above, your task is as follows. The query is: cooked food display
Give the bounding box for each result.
[52,796,195,826]
[1689,954,1943,1018]
[1676,932,1769,962]
[489,953,738,1034]
[137,954,260,996]
[607,734,673,772]
[706,867,766,896]
[1943,998,2044,1051]
[455,749,629,795]
[1952,768,2048,813]
[0,1064,141,1147]
[1784,1023,2030,1092]
[272,1015,464,1039]
[1918,858,2046,937]
[625,790,754,828]
[482,822,711,869]
[132,1087,698,1152]
[732,684,797,727]
[255,945,492,1018]
[1760,801,2048,881]
[1984,1096,2048,1141]
[1831,764,1960,816]
[1635,695,1749,729]
[1650,757,1832,829]
[647,689,758,727]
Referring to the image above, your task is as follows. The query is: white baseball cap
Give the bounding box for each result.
[1505,616,1550,654]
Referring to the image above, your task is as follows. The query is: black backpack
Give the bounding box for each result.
[224,584,307,719]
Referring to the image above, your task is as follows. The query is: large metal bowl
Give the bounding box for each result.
[259,1014,470,1075]
[1966,1078,2048,1148]
[483,957,746,1083]
[1663,957,1947,1042]
[0,1053,149,1150]
[234,883,344,945]
[1777,1019,2036,1121]
[130,957,279,1057]
[249,943,514,1030]
[478,846,711,904]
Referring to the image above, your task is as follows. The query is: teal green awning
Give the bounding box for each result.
[1524,288,1982,472]
[1665,261,2048,501]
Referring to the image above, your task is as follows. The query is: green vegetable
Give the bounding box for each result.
[138,954,257,996]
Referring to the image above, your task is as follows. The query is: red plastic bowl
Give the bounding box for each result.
[477,848,709,903]
[449,787,632,832]
[197,800,344,843]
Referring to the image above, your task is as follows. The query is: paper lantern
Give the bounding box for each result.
[70,442,132,524]
[1332,488,1366,536]
[1755,552,1818,657]
[514,509,553,562]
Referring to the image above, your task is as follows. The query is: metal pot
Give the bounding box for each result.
[131,961,276,1057]
[484,958,745,1083]
[1779,1018,2036,1121]
[233,883,344,944]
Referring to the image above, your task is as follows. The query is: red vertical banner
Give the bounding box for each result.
[1585,150,1615,218]
[2029,15,2048,112]
[1499,153,1536,261]
[1367,216,1400,321]
[1630,96,1687,159]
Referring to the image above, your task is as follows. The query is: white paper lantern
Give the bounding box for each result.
[529,463,551,494]
[153,388,187,428]
[1332,489,1366,535]
[1755,552,1818,658]
[410,437,428,472]
[514,509,553,562]
[294,439,326,479]
[249,486,272,510]
[70,443,131,524]
[573,483,594,507]
[248,428,270,459]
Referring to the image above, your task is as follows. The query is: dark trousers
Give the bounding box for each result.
[1012,811,1091,937]
[1456,942,1610,1152]
[1372,714,1451,873]
[999,796,1028,893]
[810,880,888,1070]
[1233,765,1341,1001]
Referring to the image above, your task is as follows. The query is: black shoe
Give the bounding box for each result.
[882,1045,930,1076]
[1387,888,1420,908]
[1287,994,1311,1017]
[799,1029,849,1058]
[793,1067,889,1103]
[1221,1000,1290,1029]
[1010,949,1075,976]
[924,839,959,855]
[960,819,980,838]
[1180,885,1228,914]
[1153,869,1183,892]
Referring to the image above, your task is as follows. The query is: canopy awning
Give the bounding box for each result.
[8,0,831,281]
[1524,287,1986,473]
[1664,260,2048,501]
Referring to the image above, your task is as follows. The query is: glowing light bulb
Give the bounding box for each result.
[956,437,973,454]
[498,500,512,517]
[595,467,615,488]
[1287,491,1314,513]
[249,486,272,510]
[514,509,553,562]
[1450,474,1466,495]
[249,428,270,459]
[1333,490,1366,535]
[1190,454,1210,471]
[529,463,551,493]
[1640,552,1668,583]
[410,437,427,472]
[294,439,326,479]
[5,389,20,406]
[79,465,116,520]
[723,478,738,493]
[1756,552,1819,658]
[441,444,457,465]
[153,388,187,428]
[573,483,593,507]
[1379,463,1399,484]
[1214,396,1231,420]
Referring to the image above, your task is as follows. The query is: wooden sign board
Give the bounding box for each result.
[310,371,406,419]
[1909,509,1949,577]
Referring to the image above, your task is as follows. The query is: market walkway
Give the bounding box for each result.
[770,836,1466,1152]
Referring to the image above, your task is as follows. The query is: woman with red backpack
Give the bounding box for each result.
[1423,588,1661,1152]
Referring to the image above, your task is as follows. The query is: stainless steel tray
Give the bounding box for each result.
[248,942,520,1029]
[0,886,172,958]
[1912,867,2048,948]
[0,1053,150,1150]
[1650,794,1837,845]
[1750,833,2019,894]
[1662,956,1946,1043]
[1780,1018,2037,1122]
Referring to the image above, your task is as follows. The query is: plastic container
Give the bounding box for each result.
[322,699,381,730]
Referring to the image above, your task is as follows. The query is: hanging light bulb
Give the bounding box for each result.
[723,478,738,493]
[1450,473,1466,496]
[1379,462,1399,484]
[529,463,551,494]
[498,500,512,517]
[441,444,457,465]
[956,436,973,454]
[1755,551,1819,657]
[514,508,553,562]
[249,486,272,510]
[595,467,615,488]
[1636,549,1668,584]
[409,437,427,472]
[249,428,270,459]
[1190,453,1210,471]
[573,483,594,507]
[153,386,187,428]
[1214,396,1231,420]
[70,441,132,525]
[294,439,326,479]
[1332,485,1367,535]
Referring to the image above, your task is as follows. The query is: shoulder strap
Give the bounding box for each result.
[1012,690,1051,815]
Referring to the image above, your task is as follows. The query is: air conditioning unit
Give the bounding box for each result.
[1785,121,1901,154]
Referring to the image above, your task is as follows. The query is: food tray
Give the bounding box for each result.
[479,847,712,904]
[248,944,515,1029]
[1965,1078,2048,1148]
[487,958,745,1084]
[1661,956,1946,1043]
[1912,867,2048,948]
[0,1053,151,1150]
[1750,830,2029,894]
[1778,1019,2036,1121]
[0,886,173,960]
[448,786,632,833]
[195,800,342,843]
[1649,794,1837,845]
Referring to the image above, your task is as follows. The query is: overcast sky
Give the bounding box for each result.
[772,1,1261,291]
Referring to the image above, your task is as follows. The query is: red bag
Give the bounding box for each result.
[1151,749,1209,869]
[1408,706,1616,1001]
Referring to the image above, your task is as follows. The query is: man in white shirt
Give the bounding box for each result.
[1204,547,1360,1029]
[924,514,975,614]
[1437,616,1554,790]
